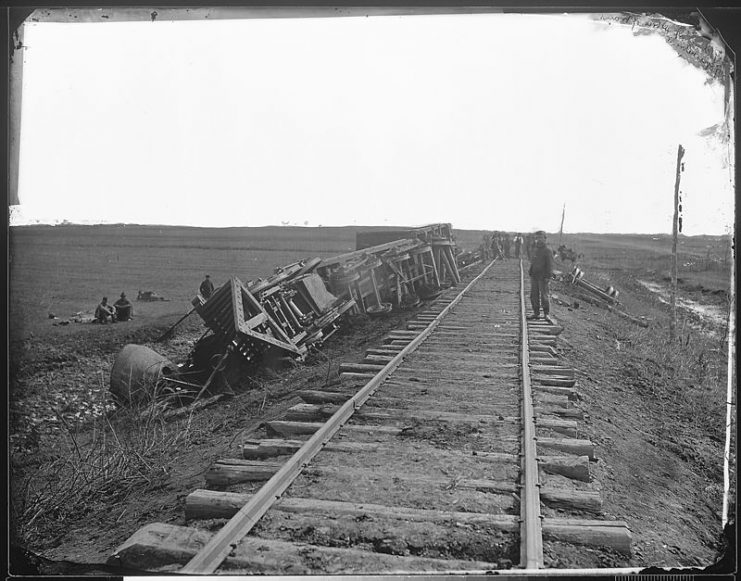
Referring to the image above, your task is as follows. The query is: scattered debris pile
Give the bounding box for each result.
[559,266,648,328]
[137,290,168,302]
[568,266,620,304]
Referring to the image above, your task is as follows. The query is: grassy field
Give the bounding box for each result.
[8,224,488,341]
[9,225,730,342]
[559,232,732,293]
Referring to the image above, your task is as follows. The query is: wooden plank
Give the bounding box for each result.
[385,330,419,337]
[265,420,402,438]
[538,437,595,460]
[284,403,338,421]
[541,520,632,555]
[535,385,579,400]
[285,403,521,426]
[531,366,575,378]
[210,460,520,493]
[364,354,395,364]
[535,418,577,437]
[538,455,591,482]
[339,372,377,381]
[206,460,284,486]
[529,345,557,354]
[240,439,378,459]
[297,390,351,405]
[185,490,519,528]
[535,407,584,420]
[109,522,500,573]
[406,351,518,362]
[540,488,602,513]
[366,347,405,355]
[471,451,518,463]
[527,325,563,336]
[243,312,267,329]
[534,377,576,388]
[535,394,570,409]
[240,326,304,355]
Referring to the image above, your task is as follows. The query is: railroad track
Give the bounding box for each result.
[109,259,632,574]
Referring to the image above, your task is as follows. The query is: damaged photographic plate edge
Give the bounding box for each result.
[6,6,737,577]
[587,8,736,540]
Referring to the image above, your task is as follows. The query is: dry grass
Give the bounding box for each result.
[598,300,730,448]
[11,379,196,544]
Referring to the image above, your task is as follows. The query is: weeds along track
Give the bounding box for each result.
[109,259,632,574]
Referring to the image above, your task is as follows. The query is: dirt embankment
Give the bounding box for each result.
[550,263,732,568]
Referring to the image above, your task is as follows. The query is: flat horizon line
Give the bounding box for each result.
[7,222,730,237]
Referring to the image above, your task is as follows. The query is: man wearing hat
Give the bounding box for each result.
[527,230,554,323]
[200,274,215,299]
[114,292,134,321]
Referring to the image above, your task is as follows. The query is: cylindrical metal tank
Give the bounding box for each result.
[110,344,178,404]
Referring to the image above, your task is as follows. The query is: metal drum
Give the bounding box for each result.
[110,344,178,404]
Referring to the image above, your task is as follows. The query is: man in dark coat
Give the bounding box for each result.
[527,231,554,323]
[113,292,134,321]
[490,233,503,260]
[514,233,523,259]
[199,275,215,299]
[502,234,511,259]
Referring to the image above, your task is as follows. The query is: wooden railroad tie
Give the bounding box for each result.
[110,518,629,572]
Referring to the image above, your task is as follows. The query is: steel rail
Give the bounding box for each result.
[519,258,544,569]
[180,259,500,574]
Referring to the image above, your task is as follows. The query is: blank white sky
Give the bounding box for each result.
[11,13,734,234]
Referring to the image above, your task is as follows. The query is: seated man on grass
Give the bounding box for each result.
[114,292,134,321]
[95,297,116,324]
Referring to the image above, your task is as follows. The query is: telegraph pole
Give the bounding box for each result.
[558,204,565,247]
[670,144,685,341]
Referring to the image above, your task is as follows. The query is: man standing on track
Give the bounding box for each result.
[502,233,511,259]
[527,231,554,324]
[199,274,215,299]
[514,233,523,259]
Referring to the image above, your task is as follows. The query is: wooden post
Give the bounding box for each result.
[670,144,685,341]
[558,203,566,248]
[369,268,383,307]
